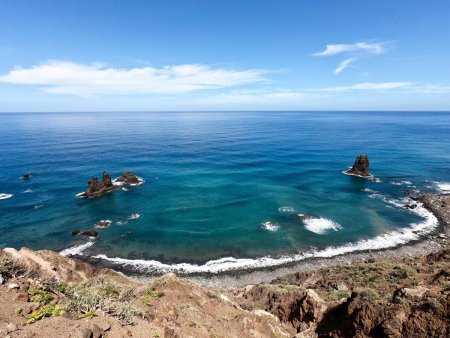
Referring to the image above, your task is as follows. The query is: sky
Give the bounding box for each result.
[0,0,450,112]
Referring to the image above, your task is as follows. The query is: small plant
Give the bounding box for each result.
[151,331,160,337]
[30,289,54,305]
[27,304,64,324]
[15,307,22,315]
[142,297,152,306]
[145,289,160,298]
[56,282,68,293]
[78,310,97,319]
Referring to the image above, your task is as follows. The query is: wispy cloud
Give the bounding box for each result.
[0,61,267,96]
[314,42,385,57]
[309,82,414,92]
[314,41,388,75]
[334,57,357,75]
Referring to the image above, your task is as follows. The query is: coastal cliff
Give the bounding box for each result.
[0,194,449,338]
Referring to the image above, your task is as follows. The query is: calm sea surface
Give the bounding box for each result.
[1,112,449,273]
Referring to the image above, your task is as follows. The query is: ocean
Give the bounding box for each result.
[0,111,449,274]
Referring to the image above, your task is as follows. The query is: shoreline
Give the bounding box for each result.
[72,193,449,288]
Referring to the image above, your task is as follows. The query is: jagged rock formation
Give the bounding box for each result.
[344,154,371,177]
[77,171,141,198]
[102,171,112,188]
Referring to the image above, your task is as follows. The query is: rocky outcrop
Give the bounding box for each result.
[102,171,112,188]
[115,172,142,185]
[77,171,142,198]
[71,230,99,238]
[344,154,371,177]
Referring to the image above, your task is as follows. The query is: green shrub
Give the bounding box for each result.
[30,289,54,305]
[27,304,64,324]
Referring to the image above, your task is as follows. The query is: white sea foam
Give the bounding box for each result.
[128,213,141,221]
[0,193,13,200]
[116,213,141,225]
[75,192,86,198]
[60,241,95,256]
[95,219,112,228]
[303,217,342,234]
[261,221,280,232]
[23,189,34,193]
[278,206,295,213]
[391,180,413,186]
[435,182,450,193]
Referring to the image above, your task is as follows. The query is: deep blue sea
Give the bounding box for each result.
[1,112,449,274]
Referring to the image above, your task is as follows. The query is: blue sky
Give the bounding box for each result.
[1,0,449,111]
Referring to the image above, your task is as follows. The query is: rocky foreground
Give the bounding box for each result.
[0,195,449,338]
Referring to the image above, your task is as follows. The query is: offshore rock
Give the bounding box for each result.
[115,171,142,185]
[72,230,99,238]
[77,170,141,198]
[344,154,371,177]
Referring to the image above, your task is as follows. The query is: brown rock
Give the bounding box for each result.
[116,171,141,185]
[102,171,112,188]
[344,154,371,177]
[92,324,102,338]
[78,328,93,338]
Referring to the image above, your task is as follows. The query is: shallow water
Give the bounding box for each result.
[0,112,449,273]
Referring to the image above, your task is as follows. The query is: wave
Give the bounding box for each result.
[0,193,13,200]
[59,240,95,256]
[342,171,381,183]
[303,217,342,234]
[435,182,450,193]
[116,213,141,225]
[261,221,280,232]
[22,189,34,193]
[278,206,295,213]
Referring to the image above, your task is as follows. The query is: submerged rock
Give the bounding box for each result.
[72,230,99,238]
[344,154,371,177]
[20,173,32,179]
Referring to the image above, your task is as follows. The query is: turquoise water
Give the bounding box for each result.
[0,112,449,273]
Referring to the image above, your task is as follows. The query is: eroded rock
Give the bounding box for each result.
[344,154,371,177]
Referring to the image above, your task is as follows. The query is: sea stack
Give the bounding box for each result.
[344,154,371,177]
[77,171,142,198]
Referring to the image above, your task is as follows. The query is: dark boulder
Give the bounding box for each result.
[344,154,371,177]
[116,171,141,185]
[72,230,99,238]
[102,171,112,188]
[20,174,32,179]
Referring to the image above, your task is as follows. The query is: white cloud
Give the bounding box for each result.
[334,57,357,75]
[314,41,387,75]
[310,82,414,92]
[0,61,267,96]
[314,42,385,56]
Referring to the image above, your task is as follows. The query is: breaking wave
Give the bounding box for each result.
[303,217,342,234]
[60,240,95,256]
[0,193,13,200]
[261,221,280,232]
